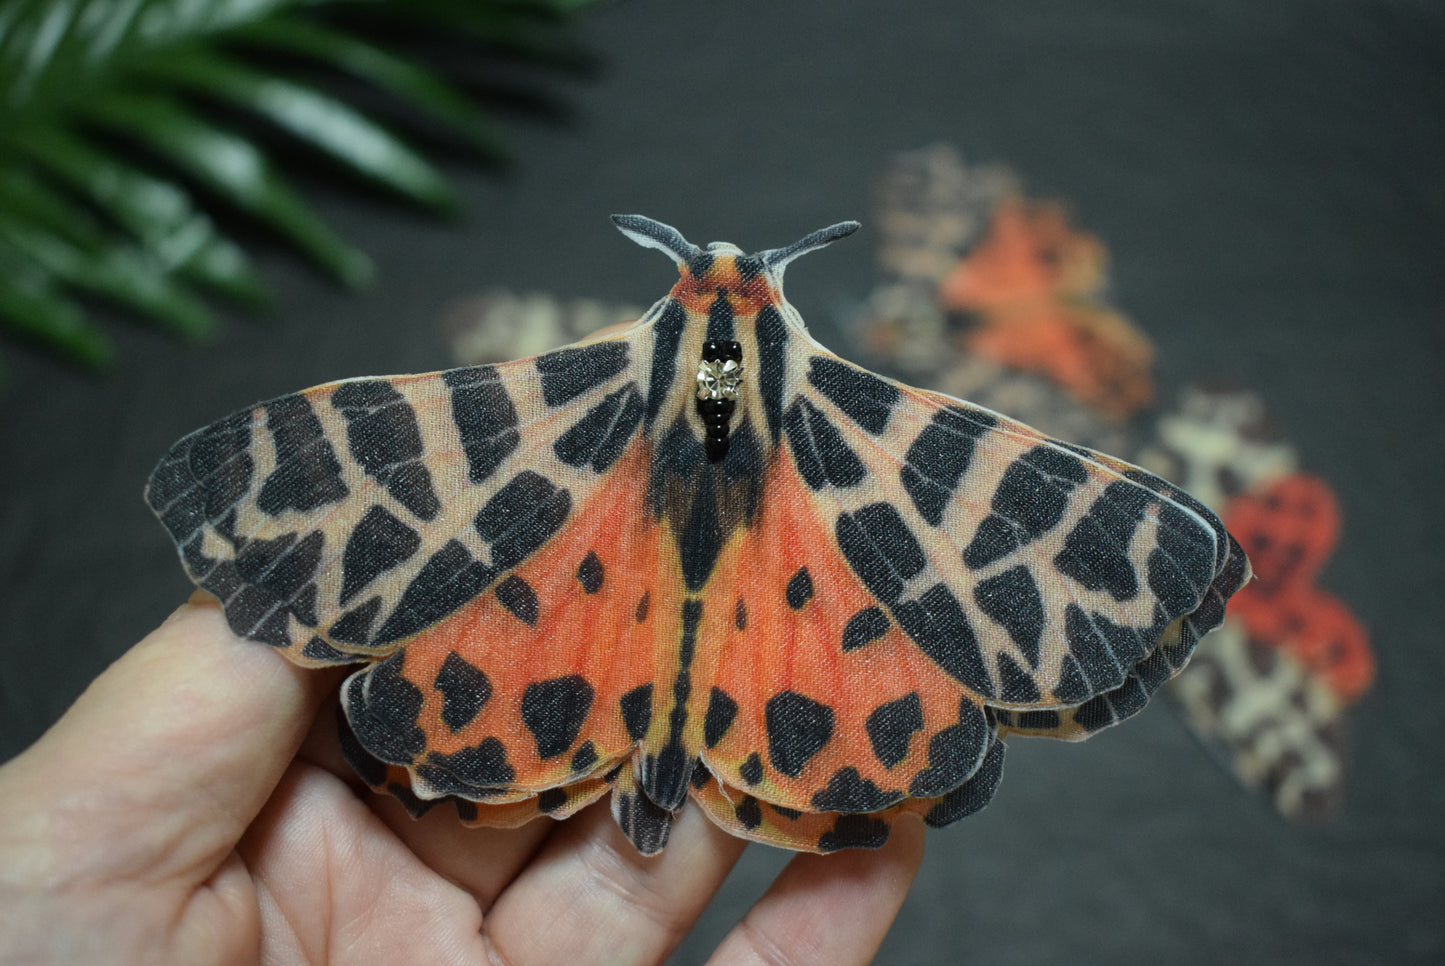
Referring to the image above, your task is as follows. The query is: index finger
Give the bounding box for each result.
[0,596,338,889]
[707,815,926,966]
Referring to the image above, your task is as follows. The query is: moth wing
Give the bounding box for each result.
[694,713,1007,854]
[698,446,1002,831]
[791,348,1246,720]
[337,705,619,826]
[699,346,1248,841]
[146,324,666,808]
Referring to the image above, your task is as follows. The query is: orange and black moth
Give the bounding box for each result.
[146,216,1250,854]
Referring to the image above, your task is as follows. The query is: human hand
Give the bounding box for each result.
[0,597,924,965]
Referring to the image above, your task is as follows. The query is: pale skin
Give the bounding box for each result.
[0,596,924,965]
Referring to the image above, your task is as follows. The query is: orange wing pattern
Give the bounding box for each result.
[147,216,1248,853]
[1223,475,1373,702]
[938,197,1155,419]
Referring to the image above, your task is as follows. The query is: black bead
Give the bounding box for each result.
[701,340,742,363]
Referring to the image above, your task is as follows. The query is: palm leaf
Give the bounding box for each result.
[0,0,596,372]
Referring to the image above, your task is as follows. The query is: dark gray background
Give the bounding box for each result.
[1,1,1441,962]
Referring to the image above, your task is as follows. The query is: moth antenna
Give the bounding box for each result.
[758,221,861,276]
[611,215,703,266]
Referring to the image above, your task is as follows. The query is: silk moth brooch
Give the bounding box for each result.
[146,216,1249,854]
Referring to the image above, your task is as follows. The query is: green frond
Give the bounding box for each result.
[0,0,599,376]
[0,246,113,368]
[81,88,376,286]
[233,17,510,157]
[15,126,268,303]
[0,165,211,338]
[136,51,461,211]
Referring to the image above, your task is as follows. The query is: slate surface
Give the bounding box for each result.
[1,1,1441,963]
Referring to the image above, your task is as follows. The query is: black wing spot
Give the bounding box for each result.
[340,504,422,606]
[345,652,425,763]
[996,652,1042,704]
[577,551,605,594]
[635,591,651,623]
[520,674,595,759]
[923,736,1006,829]
[836,502,928,604]
[434,652,493,732]
[417,738,515,796]
[301,635,353,664]
[329,595,381,646]
[765,691,835,778]
[386,781,437,818]
[784,397,866,490]
[553,384,645,472]
[785,566,815,610]
[226,530,325,642]
[972,565,1046,667]
[734,796,763,830]
[962,445,1089,569]
[443,366,521,484]
[571,741,599,773]
[908,700,992,798]
[1054,654,1091,704]
[818,814,890,852]
[147,410,254,547]
[235,529,324,607]
[473,471,572,571]
[1053,480,1152,601]
[893,583,993,697]
[807,356,899,434]
[1063,603,1149,694]
[740,751,764,786]
[842,606,890,652]
[1148,503,1217,617]
[619,683,653,741]
[1012,709,1063,731]
[336,705,389,788]
[703,687,739,748]
[536,342,629,407]
[495,575,540,626]
[901,406,992,526]
[537,788,568,813]
[331,379,441,520]
[811,767,903,813]
[734,597,748,630]
[866,692,924,768]
[256,394,349,515]
[210,571,288,646]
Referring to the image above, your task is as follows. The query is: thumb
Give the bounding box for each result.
[0,595,339,890]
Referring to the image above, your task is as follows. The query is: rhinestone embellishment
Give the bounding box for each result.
[696,358,744,401]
